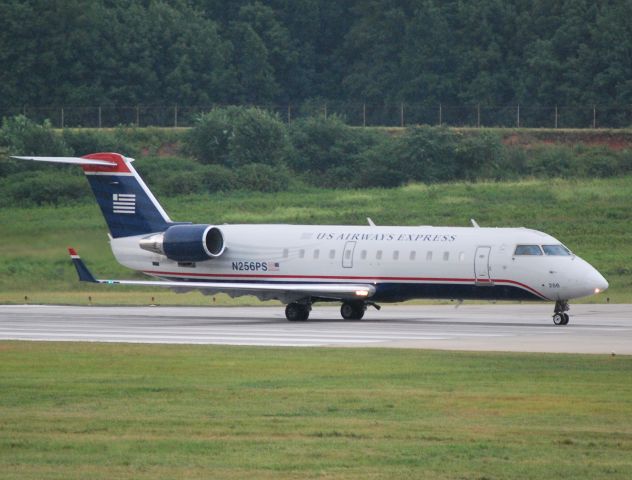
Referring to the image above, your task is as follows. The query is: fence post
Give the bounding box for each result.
[554,105,558,128]
[477,104,480,128]
[400,102,404,127]
[136,105,140,127]
[593,105,596,128]
[439,103,442,125]
[174,104,178,128]
[98,106,102,128]
[60,107,64,129]
[516,104,520,128]
[363,102,366,127]
[324,103,327,118]
[287,103,291,124]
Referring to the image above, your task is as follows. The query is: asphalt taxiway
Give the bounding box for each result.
[0,304,630,354]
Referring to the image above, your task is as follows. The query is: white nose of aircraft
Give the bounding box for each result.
[569,258,609,299]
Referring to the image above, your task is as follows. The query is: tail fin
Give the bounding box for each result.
[13,153,172,238]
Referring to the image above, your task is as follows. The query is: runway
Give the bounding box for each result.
[0,304,630,354]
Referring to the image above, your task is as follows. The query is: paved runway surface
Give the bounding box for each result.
[0,304,630,354]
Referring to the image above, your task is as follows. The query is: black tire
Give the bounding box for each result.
[286,303,309,321]
[562,313,570,325]
[553,313,564,325]
[340,301,365,320]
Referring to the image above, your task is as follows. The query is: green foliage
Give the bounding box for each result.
[4,1,632,113]
[0,169,89,206]
[394,126,459,183]
[235,163,292,192]
[62,128,137,157]
[0,115,70,156]
[186,106,292,167]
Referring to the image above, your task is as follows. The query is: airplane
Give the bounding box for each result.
[12,152,609,325]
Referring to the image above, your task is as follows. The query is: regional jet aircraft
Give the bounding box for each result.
[13,153,608,324]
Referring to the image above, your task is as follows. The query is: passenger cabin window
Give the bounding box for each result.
[542,245,572,256]
[514,245,543,256]
[361,250,367,260]
[426,251,433,261]
[409,251,416,261]
[376,250,383,260]
[283,248,289,258]
[393,250,399,260]
[299,249,305,259]
[443,251,449,261]
[313,249,320,259]
[329,249,335,259]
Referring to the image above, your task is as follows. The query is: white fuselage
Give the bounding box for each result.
[110,224,608,303]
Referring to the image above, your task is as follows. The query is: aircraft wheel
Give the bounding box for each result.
[285,303,309,321]
[553,313,564,326]
[340,301,365,320]
[562,313,570,325]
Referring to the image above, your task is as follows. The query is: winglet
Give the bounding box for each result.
[68,247,98,283]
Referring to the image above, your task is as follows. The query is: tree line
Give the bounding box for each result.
[1,0,631,111]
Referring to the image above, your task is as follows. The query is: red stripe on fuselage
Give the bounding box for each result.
[140,270,549,300]
[81,153,132,174]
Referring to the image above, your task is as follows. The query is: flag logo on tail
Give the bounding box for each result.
[113,193,136,214]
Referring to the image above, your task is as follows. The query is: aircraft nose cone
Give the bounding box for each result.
[593,270,609,295]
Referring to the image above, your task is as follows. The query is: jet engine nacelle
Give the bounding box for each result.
[139,224,225,262]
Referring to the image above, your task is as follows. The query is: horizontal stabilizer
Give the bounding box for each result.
[12,156,117,166]
[67,249,375,301]
[68,248,98,283]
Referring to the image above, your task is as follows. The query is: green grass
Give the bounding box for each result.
[1,176,631,304]
[1,341,631,479]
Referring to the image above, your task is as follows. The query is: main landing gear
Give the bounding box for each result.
[340,301,366,320]
[284,300,378,321]
[553,300,570,326]
[285,302,311,321]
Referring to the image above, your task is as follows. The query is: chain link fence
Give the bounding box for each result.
[2,103,632,129]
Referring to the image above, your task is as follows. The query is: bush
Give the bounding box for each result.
[394,126,458,183]
[454,131,504,180]
[185,106,292,167]
[62,128,137,157]
[235,163,291,192]
[288,115,383,175]
[525,145,573,177]
[0,170,89,206]
[573,146,622,178]
[0,115,70,156]
[201,164,238,193]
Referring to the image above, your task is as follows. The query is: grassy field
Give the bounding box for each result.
[1,176,630,304]
[1,176,631,304]
[0,341,631,479]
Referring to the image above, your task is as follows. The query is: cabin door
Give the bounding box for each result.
[474,246,493,285]
[342,241,356,268]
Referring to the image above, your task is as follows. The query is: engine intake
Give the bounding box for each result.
[139,224,225,262]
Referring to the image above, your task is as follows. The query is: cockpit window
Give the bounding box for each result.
[514,245,543,255]
[542,244,572,256]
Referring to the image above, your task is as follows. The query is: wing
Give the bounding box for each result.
[68,248,375,302]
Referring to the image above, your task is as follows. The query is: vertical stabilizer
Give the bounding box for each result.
[81,153,171,238]
[12,153,172,238]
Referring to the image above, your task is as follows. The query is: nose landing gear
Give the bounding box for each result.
[553,300,570,325]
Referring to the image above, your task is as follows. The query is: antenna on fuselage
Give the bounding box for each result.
[367,217,376,227]
[470,219,480,228]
